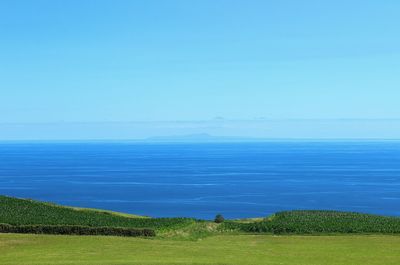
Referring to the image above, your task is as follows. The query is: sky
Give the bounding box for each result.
[1,0,400,139]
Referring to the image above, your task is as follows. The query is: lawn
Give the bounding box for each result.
[1,234,400,265]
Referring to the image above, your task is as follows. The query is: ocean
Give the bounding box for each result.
[0,141,399,219]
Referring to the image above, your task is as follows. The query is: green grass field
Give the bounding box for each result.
[1,233,400,265]
[2,195,400,264]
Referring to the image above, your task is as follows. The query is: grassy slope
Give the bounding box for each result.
[66,206,147,219]
[3,195,400,238]
[0,196,194,232]
[1,195,400,264]
[1,233,400,265]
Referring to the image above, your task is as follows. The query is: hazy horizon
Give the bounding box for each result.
[2,118,400,141]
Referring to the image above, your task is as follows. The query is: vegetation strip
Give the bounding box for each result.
[3,195,400,237]
[0,195,194,232]
[223,210,400,234]
[0,223,155,237]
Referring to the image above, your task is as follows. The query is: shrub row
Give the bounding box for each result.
[0,196,194,231]
[0,223,155,237]
[221,210,400,234]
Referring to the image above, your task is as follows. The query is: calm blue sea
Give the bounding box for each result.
[0,141,399,219]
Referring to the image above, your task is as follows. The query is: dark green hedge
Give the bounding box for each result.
[0,196,194,231]
[0,223,155,237]
[221,210,400,234]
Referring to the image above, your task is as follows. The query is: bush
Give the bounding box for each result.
[214,214,225,223]
[0,223,155,237]
[0,195,194,232]
[221,210,400,234]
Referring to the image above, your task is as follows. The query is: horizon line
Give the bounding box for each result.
[2,138,400,143]
[2,118,400,125]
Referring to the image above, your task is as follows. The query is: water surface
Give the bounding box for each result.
[0,141,399,219]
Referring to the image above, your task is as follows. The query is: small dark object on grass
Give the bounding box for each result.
[215,214,225,223]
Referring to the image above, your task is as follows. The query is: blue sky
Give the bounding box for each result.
[1,1,400,139]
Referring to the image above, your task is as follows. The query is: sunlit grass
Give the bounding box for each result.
[1,233,400,265]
